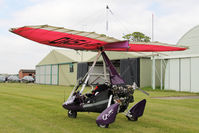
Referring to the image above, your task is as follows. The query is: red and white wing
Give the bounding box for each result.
[10,25,187,52]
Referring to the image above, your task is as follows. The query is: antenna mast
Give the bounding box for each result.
[106,5,113,35]
[106,5,109,35]
[152,13,154,42]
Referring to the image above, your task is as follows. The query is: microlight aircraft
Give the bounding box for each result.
[10,25,187,128]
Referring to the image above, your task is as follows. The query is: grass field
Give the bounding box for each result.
[0,83,199,133]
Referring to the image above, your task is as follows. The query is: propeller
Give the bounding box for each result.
[132,82,149,96]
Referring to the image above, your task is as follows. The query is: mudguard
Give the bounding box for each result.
[96,103,119,125]
[126,99,146,121]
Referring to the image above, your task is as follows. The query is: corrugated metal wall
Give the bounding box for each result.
[140,59,152,88]
[36,64,58,85]
[180,59,190,91]
[36,63,77,86]
[164,57,199,92]
[190,58,199,92]
[52,65,58,85]
[140,58,162,88]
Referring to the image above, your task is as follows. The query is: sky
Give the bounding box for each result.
[1,0,199,74]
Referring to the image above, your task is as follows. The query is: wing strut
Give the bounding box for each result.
[79,50,102,94]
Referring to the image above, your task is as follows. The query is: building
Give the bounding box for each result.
[35,49,161,87]
[35,50,96,85]
[163,25,199,92]
[19,69,35,79]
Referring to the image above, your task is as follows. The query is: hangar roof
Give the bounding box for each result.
[37,49,96,66]
[37,49,161,66]
[87,51,156,62]
[162,25,199,57]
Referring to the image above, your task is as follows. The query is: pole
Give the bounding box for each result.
[152,56,156,89]
[160,59,163,90]
[152,13,154,42]
[106,5,109,35]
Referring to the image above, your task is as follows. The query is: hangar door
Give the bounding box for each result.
[77,59,140,86]
[120,58,140,86]
[36,64,58,85]
[77,63,88,80]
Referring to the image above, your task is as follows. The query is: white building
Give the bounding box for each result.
[164,25,199,92]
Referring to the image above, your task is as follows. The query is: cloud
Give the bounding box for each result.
[11,0,106,26]
[0,33,53,73]
[152,0,199,43]
[1,0,199,73]
[0,0,3,5]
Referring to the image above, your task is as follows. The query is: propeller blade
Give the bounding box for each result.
[137,88,150,96]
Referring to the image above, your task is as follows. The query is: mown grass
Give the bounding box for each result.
[0,83,199,133]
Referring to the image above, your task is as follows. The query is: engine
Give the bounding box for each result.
[112,85,134,112]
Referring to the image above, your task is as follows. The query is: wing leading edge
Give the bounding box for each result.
[10,25,187,52]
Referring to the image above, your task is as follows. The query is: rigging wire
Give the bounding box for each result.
[65,3,134,40]
[70,8,105,30]
[86,13,106,32]
[104,5,138,39]
[69,4,130,38]
[63,3,143,41]
[108,6,134,33]
[111,14,130,33]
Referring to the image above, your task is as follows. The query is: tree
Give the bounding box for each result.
[122,32,151,42]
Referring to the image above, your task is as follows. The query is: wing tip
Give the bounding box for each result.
[9,28,16,33]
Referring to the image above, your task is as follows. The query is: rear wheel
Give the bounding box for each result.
[97,124,109,128]
[68,110,77,118]
[126,115,138,121]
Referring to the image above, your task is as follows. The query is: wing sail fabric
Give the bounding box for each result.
[128,43,187,52]
[10,25,187,52]
[10,26,108,50]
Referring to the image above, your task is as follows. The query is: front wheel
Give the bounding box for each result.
[97,124,109,128]
[68,110,77,118]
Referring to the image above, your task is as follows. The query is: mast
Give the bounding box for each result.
[106,5,109,35]
[106,5,113,35]
[152,13,154,42]
[151,13,155,89]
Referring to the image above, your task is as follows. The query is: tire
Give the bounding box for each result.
[126,115,138,121]
[68,110,77,118]
[97,124,109,128]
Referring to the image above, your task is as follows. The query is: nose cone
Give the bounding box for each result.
[62,102,83,111]
[62,103,68,109]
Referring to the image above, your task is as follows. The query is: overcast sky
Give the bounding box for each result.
[1,0,199,74]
